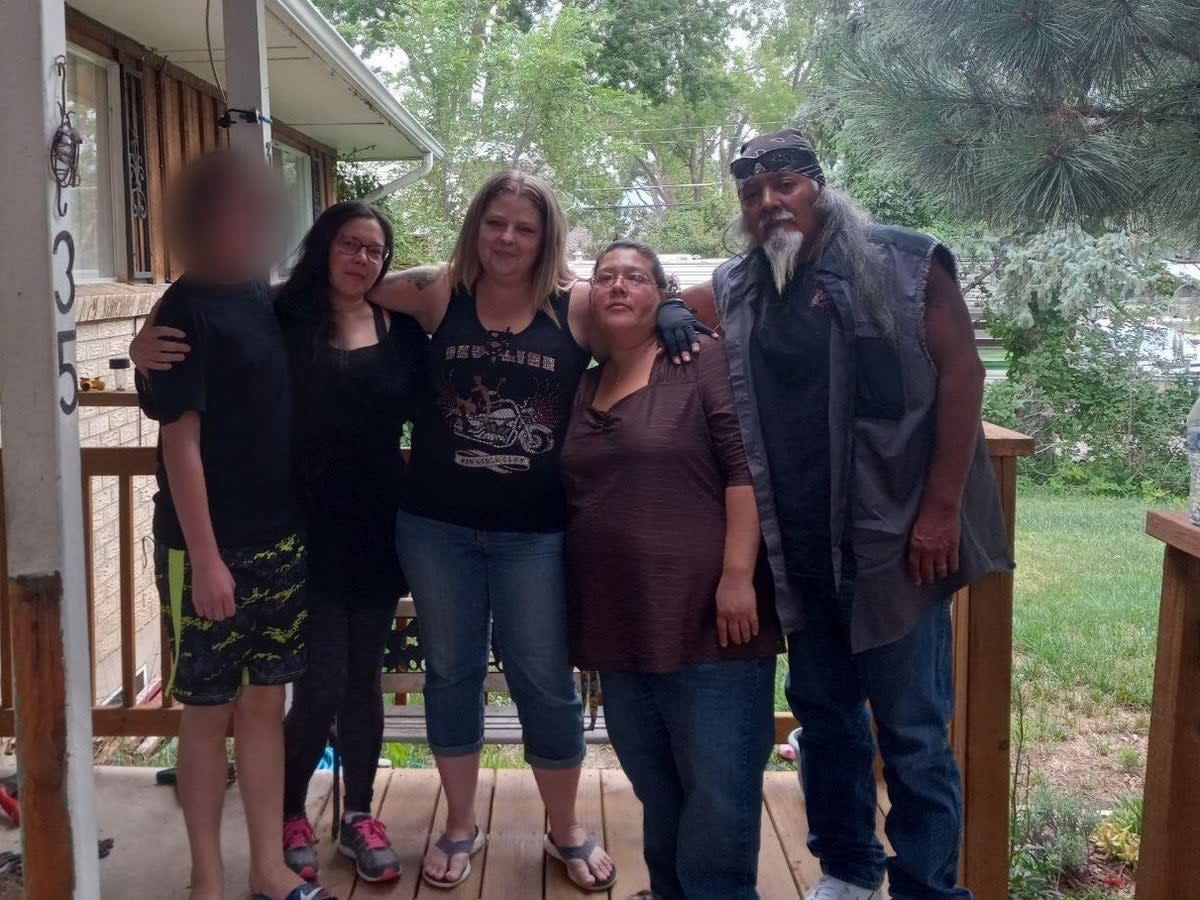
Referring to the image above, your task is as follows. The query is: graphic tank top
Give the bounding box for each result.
[399,285,591,532]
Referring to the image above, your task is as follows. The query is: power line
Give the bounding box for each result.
[576,201,707,210]
[570,181,724,193]
[606,118,792,135]
[204,0,227,104]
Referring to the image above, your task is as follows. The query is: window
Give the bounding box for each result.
[65,47,125,282]
[272,143,317,268]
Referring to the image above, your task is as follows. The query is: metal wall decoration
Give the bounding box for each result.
[121,69,153,280]
[310,155,322,221]
[49,55,82,218]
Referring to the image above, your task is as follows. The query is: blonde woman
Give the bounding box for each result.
[370,171,615,892]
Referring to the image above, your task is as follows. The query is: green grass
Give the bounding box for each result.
[1012,487,1162,713]
[769,486,1162,731]
[382,743,527,769]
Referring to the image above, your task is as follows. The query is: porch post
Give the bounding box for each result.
[0,0,101,896]
[222,0,273,160]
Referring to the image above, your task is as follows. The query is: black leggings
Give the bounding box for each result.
[283,596,396,817]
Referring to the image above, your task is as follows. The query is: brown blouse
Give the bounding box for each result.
[561,337,784,673]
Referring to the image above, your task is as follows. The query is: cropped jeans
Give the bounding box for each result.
[394,508,584,768]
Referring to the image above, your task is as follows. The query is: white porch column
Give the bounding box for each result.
[0,0,100,896]
[223,0,273,159]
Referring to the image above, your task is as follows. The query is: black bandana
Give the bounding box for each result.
[731,129,825,188]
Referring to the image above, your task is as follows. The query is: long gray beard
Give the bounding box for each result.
[762,228,806,295]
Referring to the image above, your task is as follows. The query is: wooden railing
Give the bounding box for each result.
[0,420,1033,899]
[1139,511,1200,899]
[0,445,178,735]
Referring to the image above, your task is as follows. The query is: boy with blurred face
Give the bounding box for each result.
[142,151,331,900]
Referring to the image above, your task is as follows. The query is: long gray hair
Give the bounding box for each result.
[739,184,895,341]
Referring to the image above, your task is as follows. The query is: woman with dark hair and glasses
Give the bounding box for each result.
[134,200,427,885]
[560,241,784,900]
[272,201,428,885]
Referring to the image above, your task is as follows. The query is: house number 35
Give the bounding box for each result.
[53,229,78,415]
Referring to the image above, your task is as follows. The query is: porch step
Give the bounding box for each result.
[382,704,609,745]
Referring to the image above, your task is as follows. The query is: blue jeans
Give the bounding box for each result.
[785,588,969,899]
[602,657,777,900]
[394,509,584,768]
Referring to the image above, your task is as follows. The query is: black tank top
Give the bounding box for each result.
[289,303,429,601]
[400,285,590,532]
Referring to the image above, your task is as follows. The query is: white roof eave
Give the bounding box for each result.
[269,0,444,161]
[67,0,442,163]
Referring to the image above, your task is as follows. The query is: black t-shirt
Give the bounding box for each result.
[400,286,591,532]
[143,275,299,549]
[749,258,836,597]
[286,303,428,602]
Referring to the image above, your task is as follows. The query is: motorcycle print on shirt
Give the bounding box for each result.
[438,342,561,475]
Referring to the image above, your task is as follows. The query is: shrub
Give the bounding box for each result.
[1091,791,1144,866]
[981,228,1193,497]
[1092,819,1140,867]
[1010,784,1100,899]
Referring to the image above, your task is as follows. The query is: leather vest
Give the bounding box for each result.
[714,225,1012,651]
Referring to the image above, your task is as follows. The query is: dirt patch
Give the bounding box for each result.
[582,744,622,768]
[1023,706,1147,806]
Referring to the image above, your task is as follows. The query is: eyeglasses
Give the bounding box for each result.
[591,271,656,288]
[334,236,387,263]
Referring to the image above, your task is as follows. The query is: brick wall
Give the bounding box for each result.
[74,285,163,705]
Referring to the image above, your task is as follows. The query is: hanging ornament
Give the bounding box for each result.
[49,55,82,218]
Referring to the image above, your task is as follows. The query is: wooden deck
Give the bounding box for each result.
[3,765,893,898]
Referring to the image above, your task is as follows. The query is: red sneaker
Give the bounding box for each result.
[283,815,319,882]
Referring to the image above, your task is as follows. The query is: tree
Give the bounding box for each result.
[312,0,641,261]
[578,0,841,249]
[832,1,1200,241]
[986,227,1167,368]
[314,0,944,256]
[980,227,1192,494]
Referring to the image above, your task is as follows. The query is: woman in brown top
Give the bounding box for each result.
[561,241,783,900]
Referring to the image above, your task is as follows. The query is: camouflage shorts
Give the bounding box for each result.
[156,534,307,706]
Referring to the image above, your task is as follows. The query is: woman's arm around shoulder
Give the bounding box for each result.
[368,263,453,334]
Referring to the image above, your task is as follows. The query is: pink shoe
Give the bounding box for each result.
[283,815,319,882]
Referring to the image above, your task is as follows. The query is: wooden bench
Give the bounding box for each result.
[381,598,609,745]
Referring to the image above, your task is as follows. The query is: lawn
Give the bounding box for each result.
[1012,487,1161,716]
[1005,487,1162,900]
[771,485,1163,715]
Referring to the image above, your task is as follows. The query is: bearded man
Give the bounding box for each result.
[660,130,1011,900]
